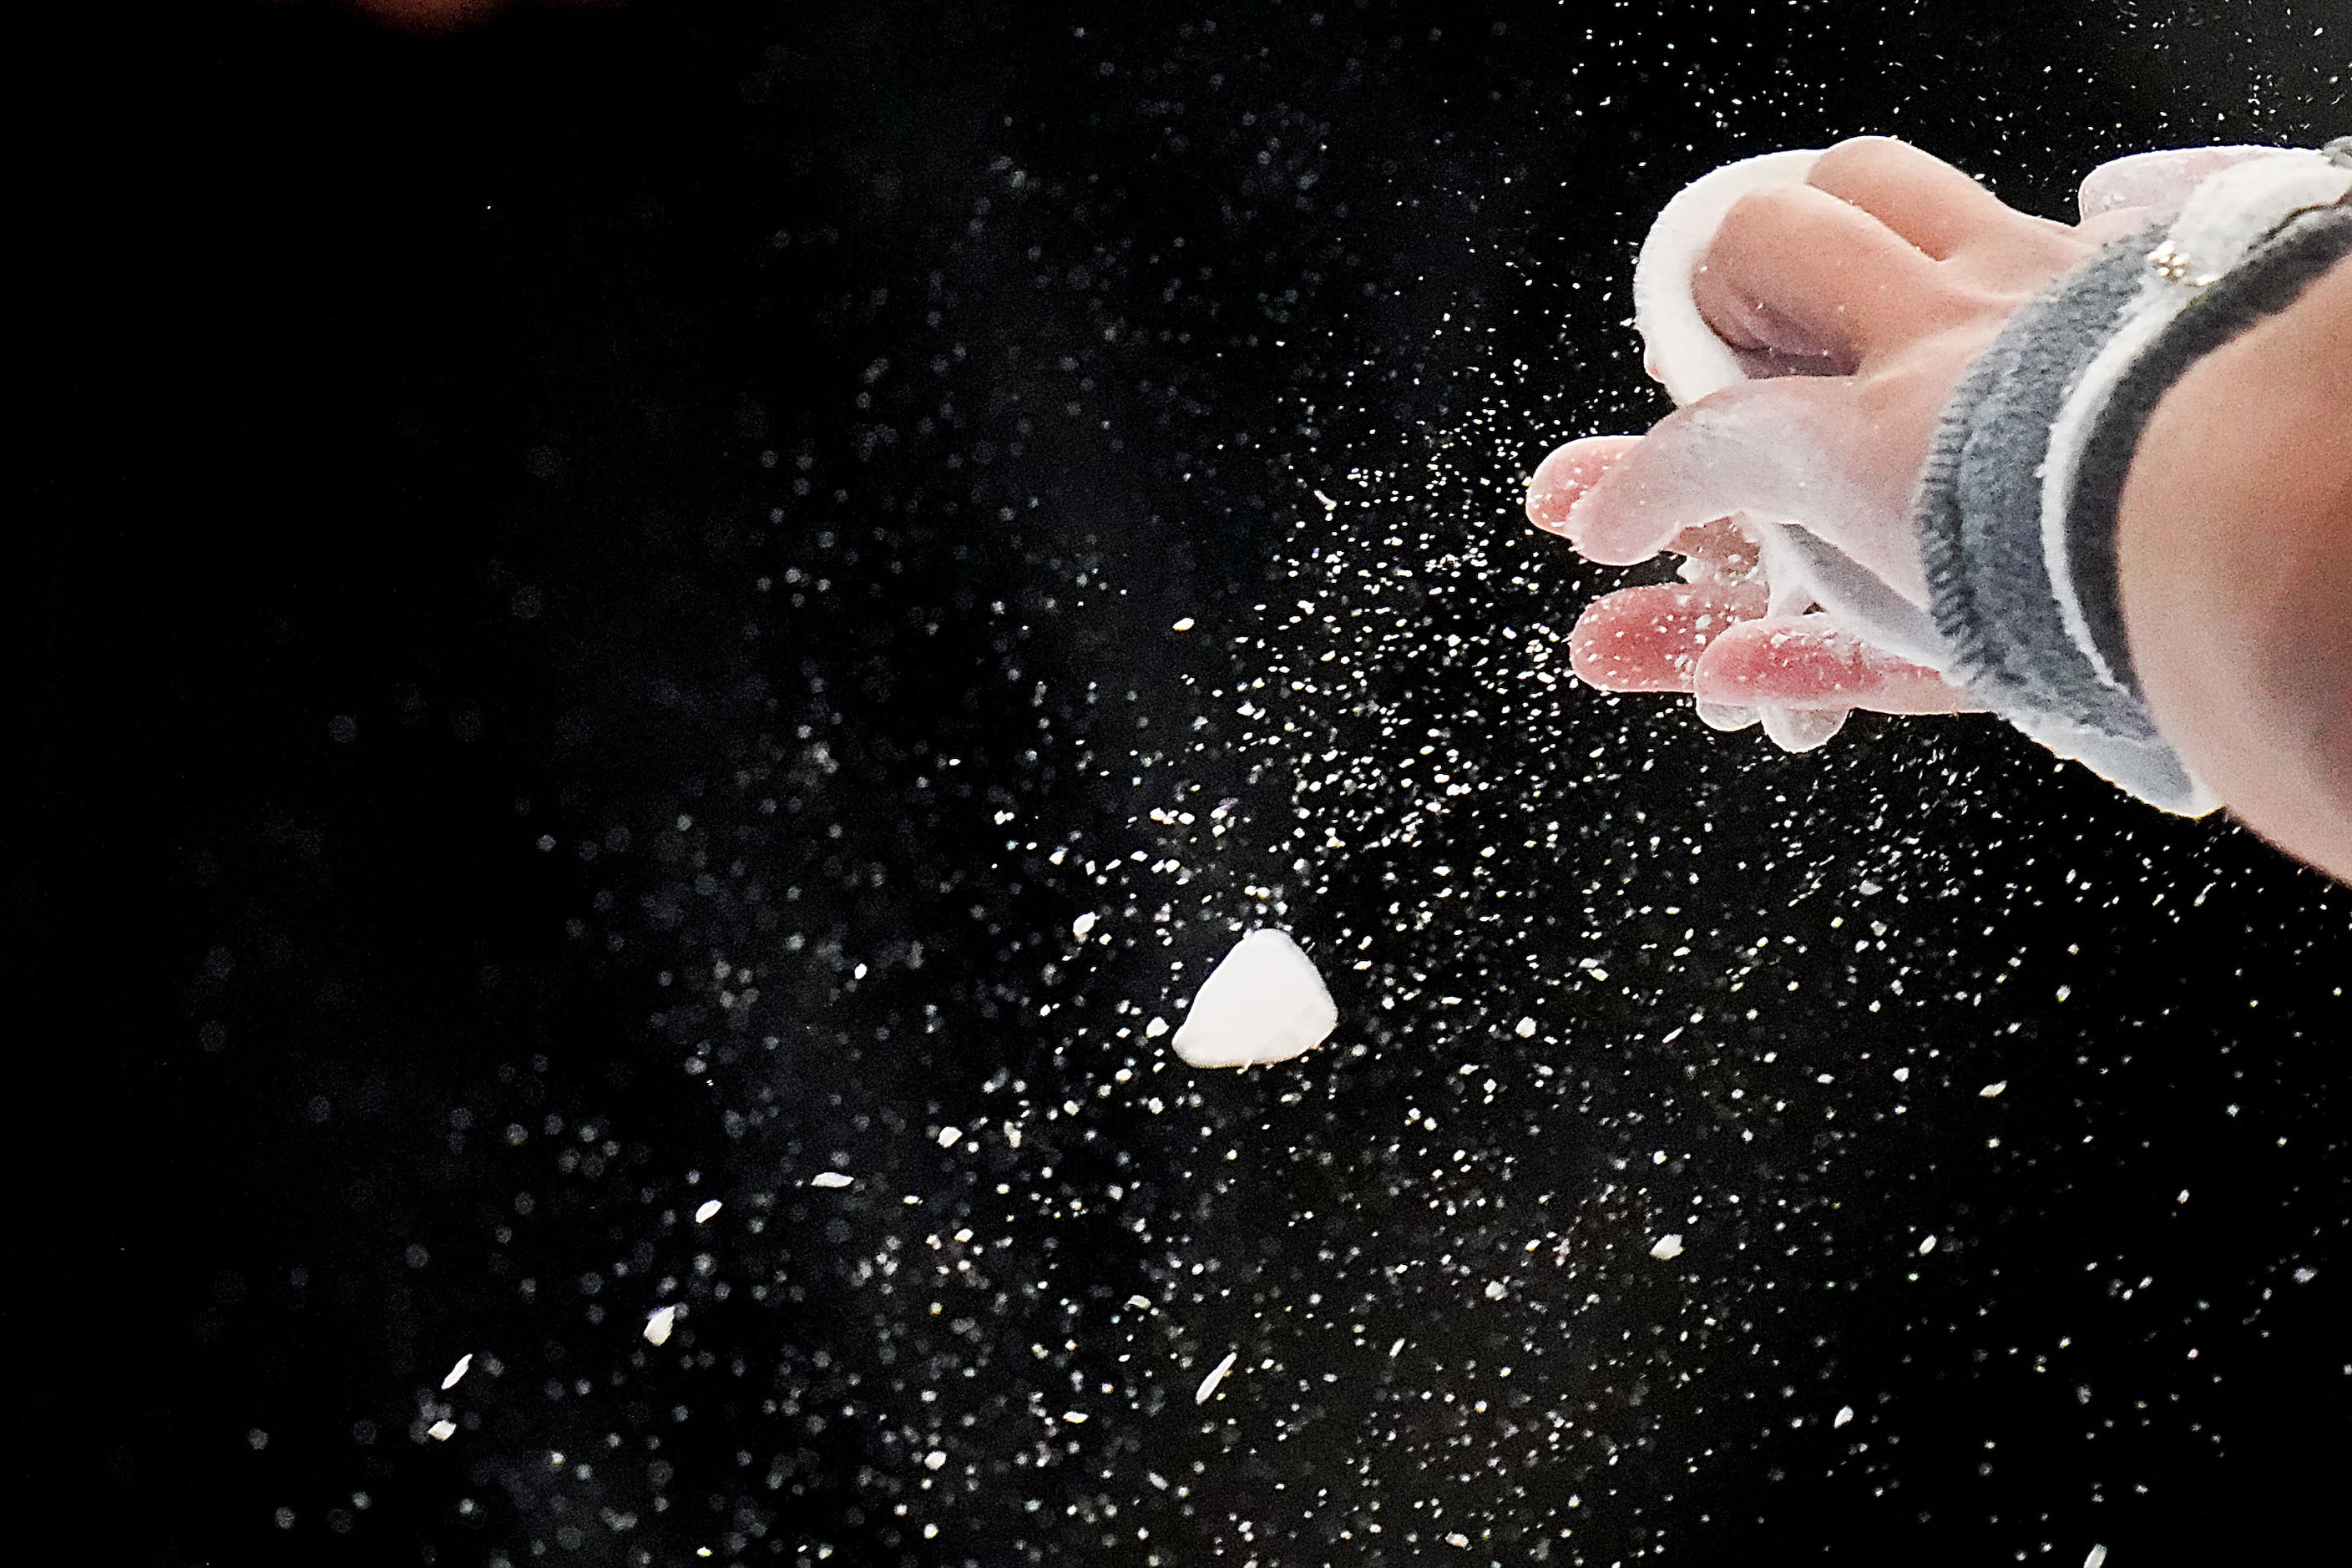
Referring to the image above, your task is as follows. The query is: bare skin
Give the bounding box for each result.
[2117,258,2352,880]
[1527,137,2351,883]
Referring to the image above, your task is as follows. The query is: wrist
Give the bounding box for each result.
[2117,255,2352,879]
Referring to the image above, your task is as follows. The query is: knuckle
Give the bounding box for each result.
[1808,135,1914,194]
[1713,185,1810,250]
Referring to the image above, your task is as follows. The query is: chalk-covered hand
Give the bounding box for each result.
[1523,137,2238,751]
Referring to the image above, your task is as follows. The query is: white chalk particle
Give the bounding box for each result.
[2084,1546,2108,1568]
[1388,1337,1406,1358]
[644,1305,678,1347]
[1060,1410,1088,1424]
[938,1125,961,1148]
[1125,1294,1153,1310]
[1171,928,1338,1069]
[440,1353,473,1391]
[1980,1080,2008,1098]
[1071,911,1097,939]
[1484,1280,1509,1301]
[427,1419,457,1442]
[1514,1016,1537,1038]
[1834,1405,1854,1428]
[1919,1235,1938,1255]
[1196,1350,1239,1404]
[810,1171,853,1189]
[1650,1233,1685,1261]
[923,1449,947,1470]
[694,1199,722,1223]
[1171,617,1196,632]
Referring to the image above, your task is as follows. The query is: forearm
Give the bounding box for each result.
[2117,254,2352,878]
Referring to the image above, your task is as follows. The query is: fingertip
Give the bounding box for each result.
[1763,705,1849,752]
[1525,435,1642,536]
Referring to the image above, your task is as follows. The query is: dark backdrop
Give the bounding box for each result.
[18,3,2349,1565]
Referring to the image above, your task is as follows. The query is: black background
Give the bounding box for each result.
[18,2,2349,1565]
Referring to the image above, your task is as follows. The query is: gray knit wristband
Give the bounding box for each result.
[1914,146,2352,813]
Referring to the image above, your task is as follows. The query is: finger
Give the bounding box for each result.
[1692,615,1980,714]
[1665,515,1762,584]
[1567,582,1768,692]
[1563,377,1884,567]
[1804,136,2020,260]
[2076,145,2289,226]
[1763,706,1849,752]
[1526,435,1642,534]
[1695,183,1946,363]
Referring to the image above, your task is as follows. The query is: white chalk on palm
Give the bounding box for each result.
[1170,928,1338,1069]
[1631,148,1822,407]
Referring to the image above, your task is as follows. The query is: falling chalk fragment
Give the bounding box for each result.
[1650,1233,1684,1261]
[1980,1081,2007,1098]
[441,1353,473,1391]
[427,1419,457,1442]
[2084,1548,2108,1568]
[644,1305,678,1347]
[1514,1017,1538,1038]
[695,1200,722,1223]
[1920,1235,1938,1255]
[1125,1295,1153,1310]
[810,1171,853,1188]
[1834,1405,1854,1428]
[1071,912,1097,939]
[938,1126,962,1148]
[1196,1350,1239,1404]
[1171,929,1338,1069]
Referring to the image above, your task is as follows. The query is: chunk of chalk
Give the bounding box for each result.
[1171,929,1338,1069]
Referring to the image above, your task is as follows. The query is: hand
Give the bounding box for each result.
[1523,137,2209,750]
